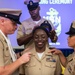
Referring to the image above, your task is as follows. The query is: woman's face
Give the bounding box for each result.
[67,35,75,48]
[33,29,48,49]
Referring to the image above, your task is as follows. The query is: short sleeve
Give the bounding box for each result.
[0,40,4,66]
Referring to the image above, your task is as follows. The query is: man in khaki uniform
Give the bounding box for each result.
[17,0,57,49]
[19,23,62,75]
[0,8,31,75]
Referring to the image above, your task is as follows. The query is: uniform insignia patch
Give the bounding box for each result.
[46,55,56,62]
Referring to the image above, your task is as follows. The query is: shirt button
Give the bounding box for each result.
[6,47,9,50]
[39,68,41,70]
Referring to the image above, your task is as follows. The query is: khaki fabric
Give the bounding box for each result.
[64,52,75,75]
[19,45,62,75]
[0,33,12,66]
[0,33,19,75]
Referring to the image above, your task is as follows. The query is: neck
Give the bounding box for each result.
[35,46,46,53]
[32,16,41,21]
[0,29,7,37]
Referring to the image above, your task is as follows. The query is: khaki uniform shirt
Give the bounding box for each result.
[20,45,62,75]
[64,52,75,75]
[0,33,19,75]
[17,18,54,48]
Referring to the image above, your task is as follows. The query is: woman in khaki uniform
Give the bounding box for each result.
[50,20,75,75]
[19,23,62,75]
[0,9,31,75]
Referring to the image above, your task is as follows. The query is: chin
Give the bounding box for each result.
[68,45,73,48]
[9,32,14,34]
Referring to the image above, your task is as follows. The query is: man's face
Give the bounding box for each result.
[33,29,48,49]
[29,6,40,19]
[3,18,18,35]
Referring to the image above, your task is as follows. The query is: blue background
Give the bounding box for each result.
[0,0,75,49]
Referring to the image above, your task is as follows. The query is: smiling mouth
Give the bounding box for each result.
[37,42,43,46]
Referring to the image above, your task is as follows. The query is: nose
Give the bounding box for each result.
[38,36,42,41]
[30,10,34,13]
[67,36,70,41]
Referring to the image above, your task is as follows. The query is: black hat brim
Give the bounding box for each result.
[15,20,21,24]
[65,31,75,35]
[0,12,21,25]
[65,31,71,35]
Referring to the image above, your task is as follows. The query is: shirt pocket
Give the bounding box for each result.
[25,28,33,34]
[25,62,36,67]
[45,62,56,68]
[4,46,10,57]
[43,62,56,74]
[25,62,36,75]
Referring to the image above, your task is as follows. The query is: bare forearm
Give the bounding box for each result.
[59,53,67,67]
[0,59,22,75]
[17,33,32,46]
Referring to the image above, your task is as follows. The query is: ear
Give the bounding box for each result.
[1,18,5,25]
